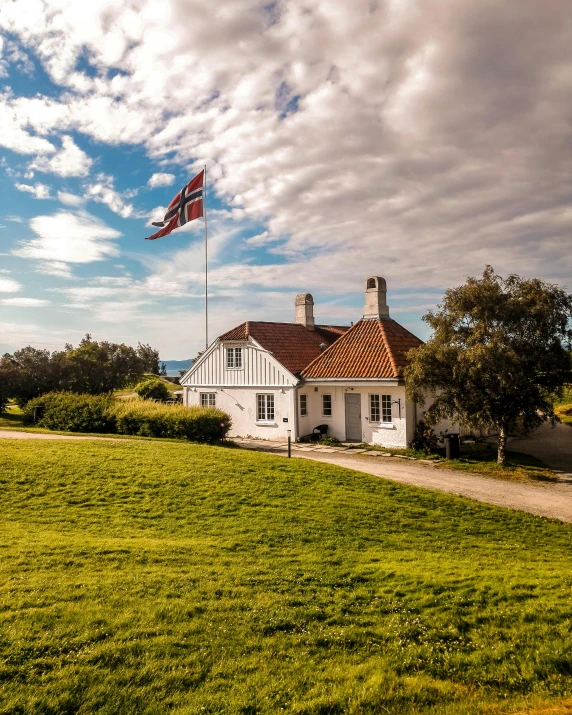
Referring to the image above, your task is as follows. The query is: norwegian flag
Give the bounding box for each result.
[146,170,204,240]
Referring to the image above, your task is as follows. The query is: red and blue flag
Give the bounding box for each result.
[146,170,204,240]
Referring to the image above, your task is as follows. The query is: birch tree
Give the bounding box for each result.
[405,267,572,464]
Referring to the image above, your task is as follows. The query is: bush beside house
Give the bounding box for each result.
[23,392,231,443]
[135,377,172,401]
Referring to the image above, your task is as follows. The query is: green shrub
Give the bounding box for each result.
[410,420,439,453]
[22,393,231,443]
[23,392,116,433]
[114,399,231,442]
[135,377,171,401]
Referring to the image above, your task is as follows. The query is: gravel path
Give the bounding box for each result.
[1,429,571,524]
[0,430,122,442]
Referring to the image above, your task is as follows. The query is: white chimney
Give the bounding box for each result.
[295,293,315,330]
[363,276,389,319]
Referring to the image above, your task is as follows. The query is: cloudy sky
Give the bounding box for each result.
[1,0,570,359]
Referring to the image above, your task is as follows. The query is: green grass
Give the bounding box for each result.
[0,439,571,714]
[353,443,555,482]
[554,385,572,427]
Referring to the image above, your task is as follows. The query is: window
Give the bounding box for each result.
[381,394,392,423]
[200,392,216,407]
[370,394,380,422]
[257,393,275,421]
[322,394,332,417]
[226,347,243,369]
[299,394,307,416]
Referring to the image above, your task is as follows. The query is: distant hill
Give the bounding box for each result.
[163,359,193,376]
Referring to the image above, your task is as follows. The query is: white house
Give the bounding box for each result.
[180,277,443,447]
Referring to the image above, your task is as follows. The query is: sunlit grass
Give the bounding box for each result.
[554,385,572,427]
[0,438,571,713]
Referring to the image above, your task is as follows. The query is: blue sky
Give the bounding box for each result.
[1,0,570,359]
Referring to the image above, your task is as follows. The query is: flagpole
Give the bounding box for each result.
[204,164,208,351]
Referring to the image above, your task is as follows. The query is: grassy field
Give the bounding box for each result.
[0,439,571,714]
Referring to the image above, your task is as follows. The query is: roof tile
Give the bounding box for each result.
[217,321,349,375]
[301,318,423,379]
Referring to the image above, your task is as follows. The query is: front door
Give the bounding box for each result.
[345,393,362,441]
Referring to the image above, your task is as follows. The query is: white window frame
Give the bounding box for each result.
[200,392,216,407]
[322,393,332,417]
[299,394,307,416]
[381,394,392,423]
[369,394,380,422]
[256,393,275,422]
[226,347,243,370]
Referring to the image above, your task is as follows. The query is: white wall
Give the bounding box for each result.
[299,383,408,447]
[185,385,295,440]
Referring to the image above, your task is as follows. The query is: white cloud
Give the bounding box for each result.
[13,210,121,264]
[57,191,85,207]
[0,277,21,293]
[30,135,92,177]
[15,182,52,199]
[35,261,74,279]
[1,297,50,307]
[84,174,135,218]
[148,172,175,188]
[1,0,572,357]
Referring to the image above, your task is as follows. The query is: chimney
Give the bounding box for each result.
[295,293,315,330]
[363,276,389,319]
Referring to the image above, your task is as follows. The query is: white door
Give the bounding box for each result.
[345,393,362,441]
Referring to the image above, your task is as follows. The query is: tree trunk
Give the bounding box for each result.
[497,424,507,465]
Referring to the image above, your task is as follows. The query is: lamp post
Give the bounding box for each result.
[287,429,292,458]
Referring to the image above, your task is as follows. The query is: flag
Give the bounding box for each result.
[146,170,204,240]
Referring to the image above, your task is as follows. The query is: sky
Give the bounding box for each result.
[0,0,571,359]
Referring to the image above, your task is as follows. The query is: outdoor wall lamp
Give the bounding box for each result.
[392,398,402,419]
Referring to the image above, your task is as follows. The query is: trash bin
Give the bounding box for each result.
[444,433,460,459]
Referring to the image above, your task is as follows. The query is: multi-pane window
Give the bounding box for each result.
[370,394,380,422]
[322,394,332,416]
[300,394,307,416]
[257,393,275,421]
[226,347,243,369]
[381,394,392,422]
[200,392,216,407]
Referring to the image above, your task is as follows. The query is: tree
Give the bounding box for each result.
[136,343,162,375]
[0,347,59,407]
[0,335,164,404]
[405,267,572,464]
[62,335,147,394]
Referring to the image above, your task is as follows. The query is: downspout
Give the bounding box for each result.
[291,379,299,442]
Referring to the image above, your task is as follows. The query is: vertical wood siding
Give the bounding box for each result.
[183,341,296,386]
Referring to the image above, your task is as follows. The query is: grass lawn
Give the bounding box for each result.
[0,439,571,714]
[554,385,572,427]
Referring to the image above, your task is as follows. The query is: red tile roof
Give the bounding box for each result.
[300,318,423,379]
[217,321,350,375]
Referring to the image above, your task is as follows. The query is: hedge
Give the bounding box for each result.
[23,392,231,443]
[24,393,116,433]
[114,399,231,442]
